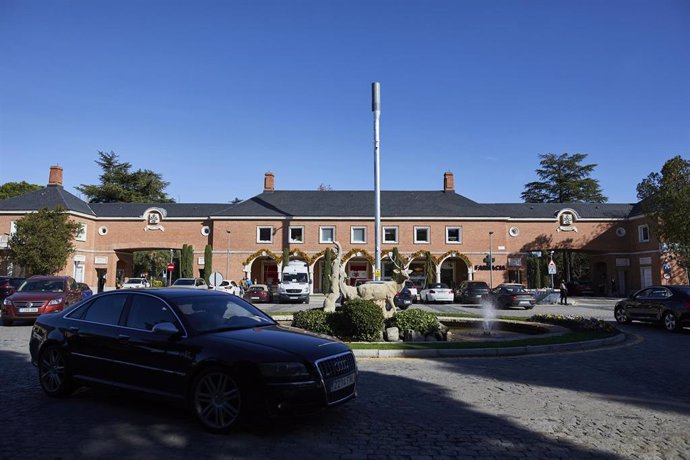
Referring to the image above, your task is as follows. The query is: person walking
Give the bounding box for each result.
[559,280,568,305]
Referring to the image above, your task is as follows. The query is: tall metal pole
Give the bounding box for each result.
[372,82,382,280]
[489,231,494,288]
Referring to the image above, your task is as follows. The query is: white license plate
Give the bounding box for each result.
[518,301,531,306]
[19,307,39,313]
[330,373,356,392]
[251,297,260,300]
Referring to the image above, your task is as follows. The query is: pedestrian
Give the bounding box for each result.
[611,278,617,296]
[559,280,568,305]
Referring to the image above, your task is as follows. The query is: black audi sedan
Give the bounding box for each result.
[614,285,690,332]
[29,289,357,433]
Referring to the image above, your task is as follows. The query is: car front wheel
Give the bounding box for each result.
[663,311,681,332]
[191,368,243,433]
[614,306,631,324]
[38,346,75,397]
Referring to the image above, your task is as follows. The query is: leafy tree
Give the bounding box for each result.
[77,151,175,203]
[0,181,42,200]
[181,244,194,278]
[204,244,213,284]
[8,207,81,275]
[133,250,170,282]
[637,155,690,281]
[522,153,608,203]
[282,247,291,266]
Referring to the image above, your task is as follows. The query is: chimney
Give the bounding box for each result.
[443,171,454,193]
[48,165,63,186]
[263,172,275,193]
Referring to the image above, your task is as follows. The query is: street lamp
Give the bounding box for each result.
[489,231,494,288]
[549,250,555,290]
[226,230,231,279]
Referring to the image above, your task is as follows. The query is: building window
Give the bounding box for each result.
[638,225,650,243]
[351,226,366,244]
[320,226,335,243]
[414,226,430,244]
[289,226,304,243]
[257,226,273,243]
[446,226,462,244]
[383,226,398,244]
[76,224,87,242]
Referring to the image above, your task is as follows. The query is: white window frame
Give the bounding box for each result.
[351,226,367,244]
[414,226,430,244]
[257,226,273,244]
[76,223,87,242]
[319,226,335,244]
[383,226,398,244]
[289,226,304,244]
[446,226,463,244]
[10,221,17,235]
[638,225,650,243]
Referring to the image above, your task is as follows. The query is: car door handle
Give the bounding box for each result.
[117,334,130,341]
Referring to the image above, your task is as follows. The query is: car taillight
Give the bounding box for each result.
[511,295,517,300]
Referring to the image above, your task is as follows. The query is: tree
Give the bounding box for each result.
[133,250,169,282]
[8,207,81,275]
[322,248,333,294]
[76,151,175,203]
[204,244,213,284]
[181,244,194,278]
[637,155,690,281]
[317,184,333,191]
[0,181,42,200]
[522,153,608,203]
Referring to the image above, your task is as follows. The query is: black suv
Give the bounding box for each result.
[0,276,25,302]
[455,280,490,304]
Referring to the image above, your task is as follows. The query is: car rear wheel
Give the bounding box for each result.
[663,311,681,332]
[614,306,631,324]
[192,368,243,433]
[38,346,75,397]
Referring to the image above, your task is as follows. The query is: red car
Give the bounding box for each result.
[0,276,25,302]
[1,275,82,326]
[242,284,273,303]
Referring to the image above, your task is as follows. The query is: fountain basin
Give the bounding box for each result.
[440,318,567,342]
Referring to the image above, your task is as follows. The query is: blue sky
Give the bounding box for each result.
[1,0,688,204]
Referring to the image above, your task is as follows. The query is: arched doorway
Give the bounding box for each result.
[249,256,279,289]
[438,252,470,290]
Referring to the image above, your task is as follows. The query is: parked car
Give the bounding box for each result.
[77,283,93,299]
[217,280,241,295]
[1,275,82,326]
[455,280,490,304]
[121,277,149,289]
[483,283,536,309]
[29,289,357,433]
[394,287,414,309]
[403,280,418,302]
[419,283,454,303]
[614,285,690,332]
[566,281,595,296]
[171,277,208,289]
[0,276,25,302]
[243,284,273,303]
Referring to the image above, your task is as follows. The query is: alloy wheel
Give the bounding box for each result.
[614,307,630,324]
[39,347,68,395]
[193,370,242,432]
[663,312,679,332]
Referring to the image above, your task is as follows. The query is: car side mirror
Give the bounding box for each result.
[152,322,180,337]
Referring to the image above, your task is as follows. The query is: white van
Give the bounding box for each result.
[277,261,310,303]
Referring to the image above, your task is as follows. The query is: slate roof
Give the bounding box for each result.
[215,191,503,218]
[0,185,96,216]
[0,186,643,220]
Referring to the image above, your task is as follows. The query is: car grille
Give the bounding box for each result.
[286,289,302,294]
[12,301,45,308]
[315,351,357,404]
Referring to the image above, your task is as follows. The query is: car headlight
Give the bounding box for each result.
[48,298,64,305]
[279,287,287,293]
[3,298,12,305]
[259,362,310,378]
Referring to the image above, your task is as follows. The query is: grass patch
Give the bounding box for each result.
[346,331,617,350]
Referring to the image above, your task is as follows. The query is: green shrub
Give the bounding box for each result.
[528,314,618,334]
[292,309,332,335]
[394,308,440,335]
[341,298,385,341]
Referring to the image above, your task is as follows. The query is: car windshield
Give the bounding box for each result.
[173,294,275,333]
[248,286,265,292]
[502,285,527,294]
[428,283,448,289]
[126,278,144,284]
[19,279,65,292]
[173,279,195,286]
[283,273,308,283]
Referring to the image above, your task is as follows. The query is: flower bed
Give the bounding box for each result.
[527,314,619,334]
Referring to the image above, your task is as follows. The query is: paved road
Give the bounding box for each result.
[2,302,689,459]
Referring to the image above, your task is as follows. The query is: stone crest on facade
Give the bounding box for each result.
[144,207,167,232]
[556,209,578,232]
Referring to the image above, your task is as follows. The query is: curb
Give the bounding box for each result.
[351,333,627,358]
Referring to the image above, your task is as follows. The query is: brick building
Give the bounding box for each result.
[0,166,675,294]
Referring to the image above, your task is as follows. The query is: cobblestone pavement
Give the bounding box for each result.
[2,304,689,460]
